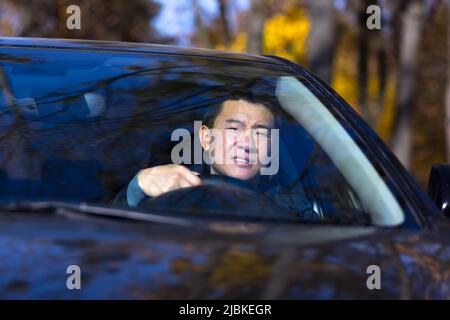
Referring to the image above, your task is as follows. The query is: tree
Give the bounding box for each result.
[263,3,310,64]
[218,0,231,46]
[306,0,338,84]
[391,0,426,169]
[247,0,268,54]
[192,0,212,48]
[355,0,392,127]
[445,2,450,162]
[2,0,169,43]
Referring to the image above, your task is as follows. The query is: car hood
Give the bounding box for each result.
[0,210,449,299]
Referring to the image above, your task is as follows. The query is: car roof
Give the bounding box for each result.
[0,37,287,66]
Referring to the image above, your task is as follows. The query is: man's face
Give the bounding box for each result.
[199,99,275,180]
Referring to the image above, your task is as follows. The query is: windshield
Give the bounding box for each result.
[0,47,404,226]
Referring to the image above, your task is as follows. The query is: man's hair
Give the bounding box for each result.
[203,92,279,128]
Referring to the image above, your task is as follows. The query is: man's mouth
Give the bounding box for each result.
[233,156,254,167]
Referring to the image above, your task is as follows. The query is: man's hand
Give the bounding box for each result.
[137,164,201,198]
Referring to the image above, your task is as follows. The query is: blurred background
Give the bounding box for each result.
[0,0,447,188]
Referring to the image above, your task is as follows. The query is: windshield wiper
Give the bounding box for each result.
[0,200,193,227]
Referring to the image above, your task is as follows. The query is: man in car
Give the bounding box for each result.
[115,93,316,219]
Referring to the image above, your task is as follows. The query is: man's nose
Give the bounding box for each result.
[238,130,257,153]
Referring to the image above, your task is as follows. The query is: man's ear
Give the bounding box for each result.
[199,125,211,151]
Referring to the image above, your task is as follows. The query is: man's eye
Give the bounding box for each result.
[226,127,238,131]
[256,130,270,137]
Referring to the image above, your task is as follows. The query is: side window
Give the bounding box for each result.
[275,76,404,226]
[300,145,369,224]
[268,118,370,224]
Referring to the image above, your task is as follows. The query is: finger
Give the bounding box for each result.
[184,171,202,186]
[178,177,193,189]
[177,166,202,185]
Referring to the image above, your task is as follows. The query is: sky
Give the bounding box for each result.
[153,0,250,45]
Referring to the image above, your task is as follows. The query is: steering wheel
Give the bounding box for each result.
[195,174,258,191]
[139,174,294,220]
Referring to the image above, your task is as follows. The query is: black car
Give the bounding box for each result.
[0,37,448,299]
